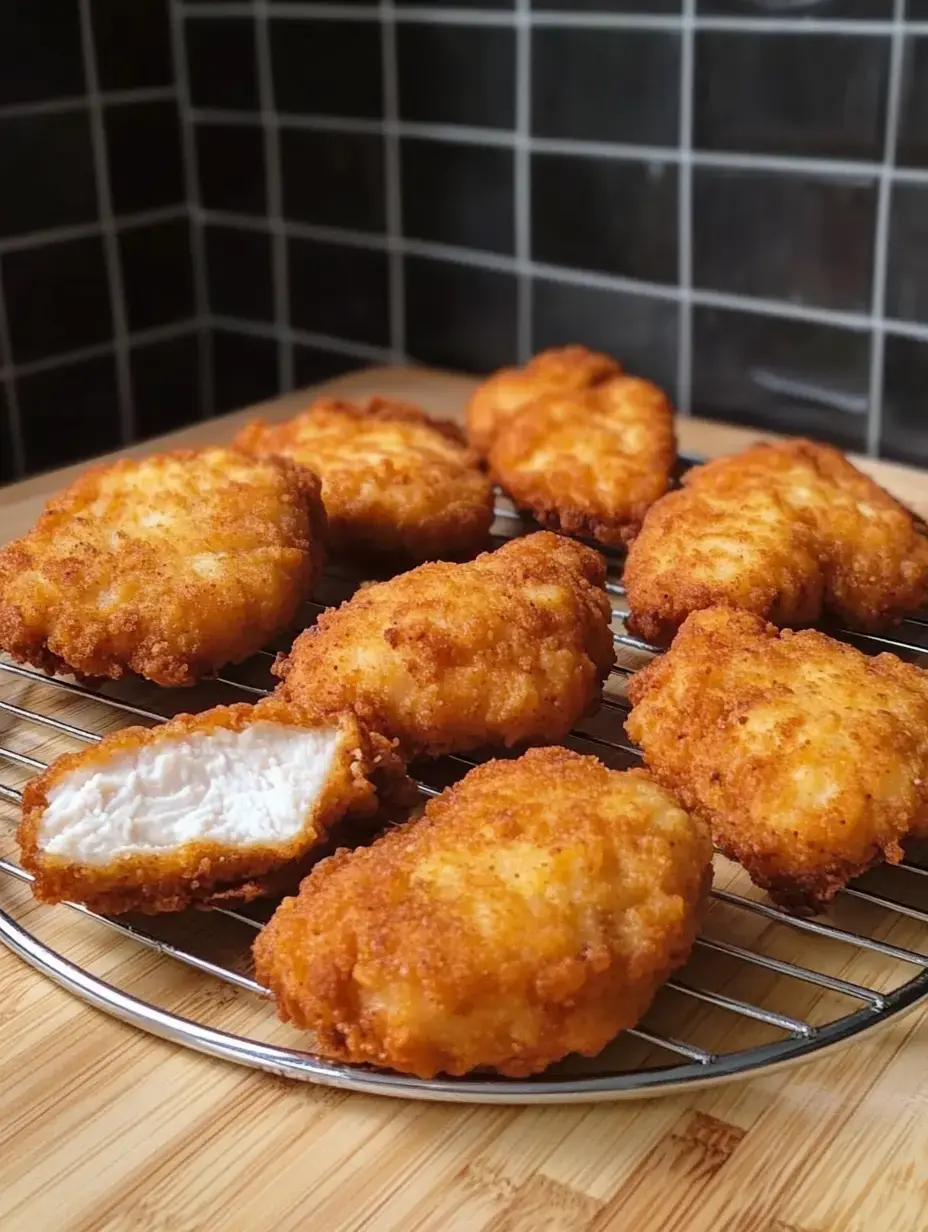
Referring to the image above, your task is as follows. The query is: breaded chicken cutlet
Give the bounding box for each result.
[19,697,408,915]
[234,397,494,561]
[626,608,928,912]
[254,747,712,1079]
[489,375,676,546]
[0,448,325,686]
[466,345,623,456]
[624,438,928,644]
[274,531,616,758]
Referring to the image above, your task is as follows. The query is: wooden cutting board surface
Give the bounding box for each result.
[1,365,927,1232]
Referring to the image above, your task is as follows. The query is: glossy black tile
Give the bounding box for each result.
[692,307,869,451]
[907,0,928,15]
[533,0,679,8]
[0,112,97,238]
[185,17,259,111]
[693,168,877,312]
[881,334,928,467]
[398,25,515,130]
[0,0,84,105]
[897,37,928,169]
[131,333,202,440]
[694,33,889,160]
[0,388,15,484]
[92,0,172,92]
[532,279,679,395]
[211,329,279,415]
[293,346,366,389]
[404,0,512,6]
[271,20,382,117]
[289,238,389,346]
[532,153,677,284]
[4,236,112,365]
[699,0,891,14]
[280,129,385,232]
[887,184,928,324]
[205,224,273,321]
[119,218,196,332]
[105,101,185,214]
[19,354,122,473]
[532,29,680,146]
[401,140,514,254]
[405,258,517,373]
[196,123,266,215]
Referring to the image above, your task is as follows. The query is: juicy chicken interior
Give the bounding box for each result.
[254,748,713,1079]
[0,448,325,686]
[274,531,616,758]
[19,697,407,915]
[626,607,928,911]
[624,438,928,644]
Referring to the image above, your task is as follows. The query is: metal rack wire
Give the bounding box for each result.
[1,495,927,1104]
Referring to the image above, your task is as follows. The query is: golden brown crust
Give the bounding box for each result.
[234,396,493,561]
[489,375,676,547]
[0,448,326,686]
[626,607,928,911]
[18,696,408,915]
[624,438,928,644]
[274,531,616,758]
[466,346,622,456]
[253,748,712,1078]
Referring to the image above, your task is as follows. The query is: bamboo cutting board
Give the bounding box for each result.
[0,366,927,1232]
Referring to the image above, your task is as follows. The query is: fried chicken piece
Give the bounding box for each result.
[274,531,616,758]
[234,397,493,561]
[19,696,408,915]
[466,345,623,456]
[254,748,712,1078]
[489,375,676,547]
[0,448,325,686]
[626,608,928,912]
[624,438,928,644]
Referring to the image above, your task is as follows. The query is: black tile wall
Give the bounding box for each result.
[397,25,515,129]
[105,101,185,214]
[405,258,518,373]
[693,169,878,312]
[401,140,514,255]
[19,354,123,473]
[196,123,267,215]
[881,335,928,468]
[886,185,928,325]
[699,0,891,14]
[0,112,97,238]
[289,238,390,347]
[532,29,680,146]
[206,224,274,322]
[280,128,385,232]
[897,37,928,169]
[0,0,85,106]
[294,346,366,389]
[185,17,259,112]
[92,0,173,92]
[211,329,279,415]
[532,154,678,284]
[534,0,680,8]
[0,387,15,485]
[119,218,196,332]
[271,20,382,117]
[131,333,202,441]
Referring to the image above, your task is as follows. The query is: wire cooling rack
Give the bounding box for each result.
[1,486,927,1104]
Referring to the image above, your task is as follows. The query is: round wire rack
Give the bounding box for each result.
[1,484,927,1104]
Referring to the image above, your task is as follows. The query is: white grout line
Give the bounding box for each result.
[254,0,293,393]
[514,0,531,363]
[0,266,25,478]
[169,0,213,419]
[209,315,394,365]
[866,0,907,457]
[0,206,190,256]
[77,0,135,445]
[0,320,201,384]
[676,0,695,417]
[381,0,407,362]
[0,87,178,122]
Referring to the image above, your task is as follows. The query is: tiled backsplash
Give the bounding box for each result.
[2,2,928,482]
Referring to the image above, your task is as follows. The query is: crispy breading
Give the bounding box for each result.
[488,375,676,546]
[466,345,622,456]
[626,608,928,912]
[234,397,493,561]
[274,531,616,758]
[253,748,712,1078]
[0,448,325,686]
[624,438,928,644]
[19,696,408,916]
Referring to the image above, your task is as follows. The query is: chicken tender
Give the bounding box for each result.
[466,345,622,456]
[626,608,928,912]
[234,397,493,561]
[0,449,325,686]
[489,375,676,547]
[624,438,928,644]
[274,532,616,758]
[254,748,712,1078]
[19,696,407,915]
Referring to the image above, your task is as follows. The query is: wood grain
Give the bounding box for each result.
[0,366,926,1232]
